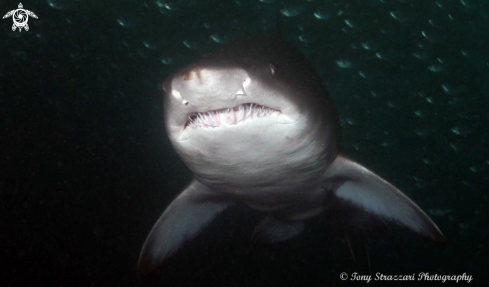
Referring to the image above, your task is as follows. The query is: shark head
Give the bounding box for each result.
[138,36,445,276]
[163,37,339,187]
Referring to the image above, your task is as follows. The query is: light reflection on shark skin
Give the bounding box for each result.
[138,36,445,276]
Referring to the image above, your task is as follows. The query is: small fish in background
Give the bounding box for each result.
[138,36,445,275]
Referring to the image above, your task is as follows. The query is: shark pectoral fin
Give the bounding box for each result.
[324,155,445,243]
[138,180,233,276]
[251,216,305,247]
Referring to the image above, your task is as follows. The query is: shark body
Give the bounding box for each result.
[138,36,445,275]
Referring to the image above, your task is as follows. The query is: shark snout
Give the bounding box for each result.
[169,67,251,108]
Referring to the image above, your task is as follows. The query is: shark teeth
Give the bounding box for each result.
[186,103,278,129]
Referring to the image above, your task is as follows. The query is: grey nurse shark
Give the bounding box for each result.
[138,36,445,275]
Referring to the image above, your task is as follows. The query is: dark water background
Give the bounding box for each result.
[1,0,488,286]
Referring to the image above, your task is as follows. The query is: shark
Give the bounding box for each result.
[138,36,445,275]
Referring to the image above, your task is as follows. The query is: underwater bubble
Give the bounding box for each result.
[389,10,415,23]
[412,175,426,182]
[298,33,316,43]
[349,43,362,49]
[413,43,434,58]
[314,7,340,20]
[335,59,352,69]
[414,109,428,117]
[117,16,141,28]
[422,29,444,43]
[428,65,446,72]
[423,158,438,165]
[380,26,396,35]
[47,0,76,10]
[451,126,471,136]
[469,165,486,173]
[280,3,308,17]
[460,50,470,57]
[361,41,380,51]
[143,40,162,50]
[157,0,188,10]
[345,118,356,125]
[375,50,400,61]
[435,0,455,9]
[344,19,358,28]
[381,139,396,147]
[370,90,386,98]
[183,39,199,50]
[160,57,173,65]
[460,0,476,8]
[210,33,236,44]
[442,83,467,95]
[449,142,459,151]
[359,69,382,79]
[428,16,452,30]
[437,56,456,65]
[414,128,435,137]
[158,8,174,16]
[413,48,434,60]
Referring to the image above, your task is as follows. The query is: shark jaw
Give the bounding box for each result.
[185,103,280,129]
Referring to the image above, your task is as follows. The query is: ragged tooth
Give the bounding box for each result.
[239,104,244,121]
[177,129,190,141]
[205,112,211,126]
[209,112,217,127]
[220,110,227,125]
[214,111,221,126]
[278,114,296,124]
[231,108,235,124]
[233,106,239,123]
[198,113,205,124]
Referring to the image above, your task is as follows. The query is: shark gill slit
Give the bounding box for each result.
[185,103,280,129]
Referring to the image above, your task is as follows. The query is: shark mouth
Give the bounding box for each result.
[186,103,280,129]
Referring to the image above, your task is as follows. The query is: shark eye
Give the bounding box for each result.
[242,77,251,88]
[269,63,276,76]
[183,100,189,106]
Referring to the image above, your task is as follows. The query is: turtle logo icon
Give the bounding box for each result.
[3,3,38,32]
